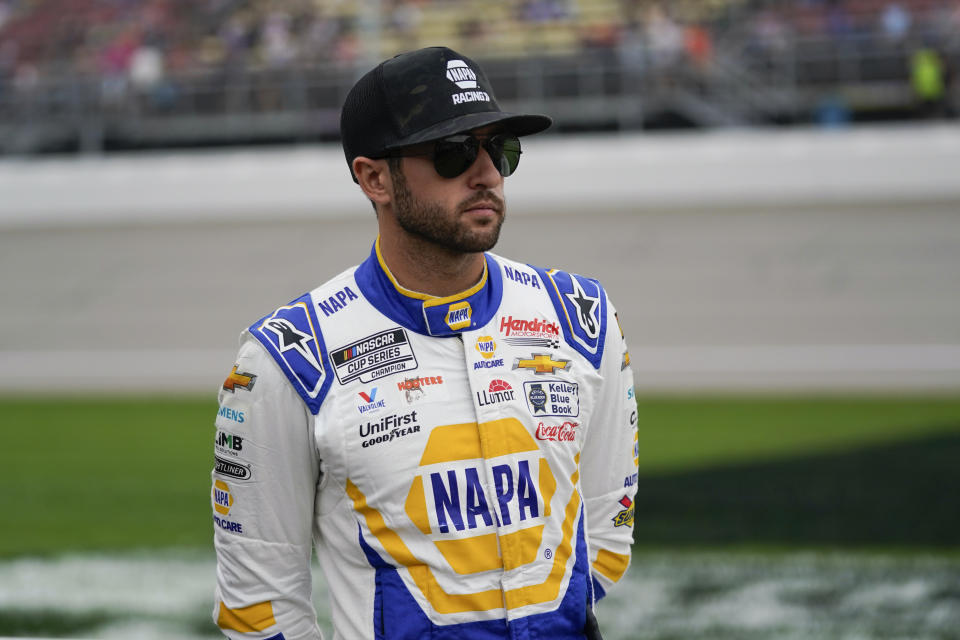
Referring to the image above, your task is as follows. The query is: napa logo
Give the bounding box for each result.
[475,336,497,359]
[400,419,555,576]
[445,302,472,331]
[446,59,477,89]
[213,480,234,515]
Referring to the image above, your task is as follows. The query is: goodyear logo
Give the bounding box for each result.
[445,302,472,331]
[213,480,233,515]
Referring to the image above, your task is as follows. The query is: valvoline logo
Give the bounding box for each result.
[357,387,387,414]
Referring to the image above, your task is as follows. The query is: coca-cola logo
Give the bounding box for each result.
[535,421,579,442]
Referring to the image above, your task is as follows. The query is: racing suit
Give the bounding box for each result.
[211,239,638,640]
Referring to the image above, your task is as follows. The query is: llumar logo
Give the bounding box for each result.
[223,365,256,392]
[476,379,515,407]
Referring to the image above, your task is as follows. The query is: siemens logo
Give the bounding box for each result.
[217,406,245,423]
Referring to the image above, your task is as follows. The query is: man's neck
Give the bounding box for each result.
[377,235,486,298]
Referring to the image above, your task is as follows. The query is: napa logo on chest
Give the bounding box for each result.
[473,336,504,369]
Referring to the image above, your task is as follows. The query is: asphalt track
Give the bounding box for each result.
[1,199,958,392]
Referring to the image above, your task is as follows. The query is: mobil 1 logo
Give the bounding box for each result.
[331,328,418,385]
[523,380,579,418]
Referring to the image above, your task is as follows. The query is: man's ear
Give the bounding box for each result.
[353,156,393,207]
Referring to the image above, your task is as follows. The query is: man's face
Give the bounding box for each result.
[388,128,507,254]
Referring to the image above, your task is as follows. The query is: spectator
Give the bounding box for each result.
[910,46,947,117]
[881,2,912,42]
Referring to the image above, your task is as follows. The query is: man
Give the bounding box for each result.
[211,46,637,640]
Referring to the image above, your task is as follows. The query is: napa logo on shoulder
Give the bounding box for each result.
[318,286,358,317]
[445,301,472,331]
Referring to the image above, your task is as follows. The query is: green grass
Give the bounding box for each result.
[635,395,960,473]
[2,396,217,557]
[2,394,959,557]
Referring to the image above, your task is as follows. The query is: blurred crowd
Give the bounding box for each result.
[0,0,957,116]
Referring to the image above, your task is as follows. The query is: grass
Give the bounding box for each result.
[2,394,959,557]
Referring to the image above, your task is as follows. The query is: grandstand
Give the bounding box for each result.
[0,0,957,153]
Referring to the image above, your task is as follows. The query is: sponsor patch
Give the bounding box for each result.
[213,479,234,515]
[223,365,256,393]
[359,410,421,449]
[213,514,244,534]
[215,430,243,457]
[503,265,541,289]
[215,455,252,481]
[332,328,418,385]
[317,286,359,317]
[535,420,579,442]
[445,302,472,331]
[624,473,638,488]
[216,405,245,424]
[476,378,516,407]
[524,380,579,417]
[357,387,387,414]
[513,353,571,375]
[476,336,497,359]
[612,495,634,527]
[499,315,560,349]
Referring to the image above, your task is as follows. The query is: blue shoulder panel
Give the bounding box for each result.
[530,266,608,370]
[249,293,332,415]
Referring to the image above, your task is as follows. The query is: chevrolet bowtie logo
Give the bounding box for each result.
[513,353,571,375]
[223,365,257,392]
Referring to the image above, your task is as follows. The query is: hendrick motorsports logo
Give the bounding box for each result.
[332,328,418,385]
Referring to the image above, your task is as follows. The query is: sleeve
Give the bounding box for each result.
[578,298,637,602]
[211,334,324,640]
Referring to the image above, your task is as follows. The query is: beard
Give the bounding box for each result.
[391,166,505,254]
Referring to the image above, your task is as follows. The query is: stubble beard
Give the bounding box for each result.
[391,166,505,254]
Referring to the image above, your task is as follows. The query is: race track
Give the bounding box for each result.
[1,199,958,392]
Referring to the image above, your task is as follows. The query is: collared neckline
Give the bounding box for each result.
[354,238,503,337]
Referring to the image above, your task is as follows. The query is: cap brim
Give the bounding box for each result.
[383,112,552,151]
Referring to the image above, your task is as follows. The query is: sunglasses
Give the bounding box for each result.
[390,133,522,179]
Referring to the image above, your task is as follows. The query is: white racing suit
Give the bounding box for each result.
[211,240,638,640]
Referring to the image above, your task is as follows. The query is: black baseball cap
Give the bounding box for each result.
[340,46,552,180]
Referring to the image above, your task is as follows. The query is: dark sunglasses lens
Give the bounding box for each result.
[487,134,521,177]
[433,137,478,179]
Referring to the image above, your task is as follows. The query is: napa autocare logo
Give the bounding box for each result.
[475,379,516,407]
[474,335,504,370]
[446,59,490,105]
[213,480,233,515]
[499,316,560,349]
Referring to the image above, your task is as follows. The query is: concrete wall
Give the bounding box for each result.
[1,125,958,392]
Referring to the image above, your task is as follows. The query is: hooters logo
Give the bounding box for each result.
[535,420,579,442]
